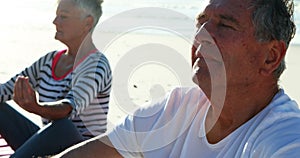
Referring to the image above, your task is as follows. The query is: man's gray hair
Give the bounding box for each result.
[251,0,296,79]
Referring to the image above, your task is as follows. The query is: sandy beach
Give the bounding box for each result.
[0,31,299,128]
[0,0,299,129]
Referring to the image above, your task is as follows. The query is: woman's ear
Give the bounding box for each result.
[260,40,286,76]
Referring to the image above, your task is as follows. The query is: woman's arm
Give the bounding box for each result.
[13,76,72,120]
[0,51,55,103]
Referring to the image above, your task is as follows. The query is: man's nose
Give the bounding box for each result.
[193,22,223,63]
[194,23,215,50]
[193,23,214,59]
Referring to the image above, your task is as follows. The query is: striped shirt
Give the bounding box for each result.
[0,50,112,139]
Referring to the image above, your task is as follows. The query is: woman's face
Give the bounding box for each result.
[53,0,90,46]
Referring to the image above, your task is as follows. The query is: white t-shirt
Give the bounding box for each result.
[108,87,300,158]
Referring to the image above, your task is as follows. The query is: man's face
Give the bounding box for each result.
[192,0,270,97]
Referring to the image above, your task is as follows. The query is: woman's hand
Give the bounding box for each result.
[13,76,72,119]
[13,76,39,113]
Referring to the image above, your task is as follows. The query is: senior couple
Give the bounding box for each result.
[0,0,299,157]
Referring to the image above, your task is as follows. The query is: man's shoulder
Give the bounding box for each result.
[132,86,208,129]
[167,86,205,99]
[267,89,300,121]
[160,86,208,110]
[241,91,300,157]
[257,90,300,134]
[136,86,206,113]
[251,107,300,157]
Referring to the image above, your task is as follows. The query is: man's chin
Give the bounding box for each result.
[192,74,199,85]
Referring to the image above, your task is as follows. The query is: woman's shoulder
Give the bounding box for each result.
[37,50,63,61]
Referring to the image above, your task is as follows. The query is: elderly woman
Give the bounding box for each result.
[0,0,111,157]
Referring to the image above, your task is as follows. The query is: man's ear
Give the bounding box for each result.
[85,15,94,32]
[260,40,286,76]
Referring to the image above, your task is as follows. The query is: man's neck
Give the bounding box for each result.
[205,82,279,144]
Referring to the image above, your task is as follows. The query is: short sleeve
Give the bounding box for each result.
[107,98,167,157]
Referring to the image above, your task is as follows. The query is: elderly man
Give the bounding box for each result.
[56,0,299,157]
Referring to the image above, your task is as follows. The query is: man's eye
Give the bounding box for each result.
[196,22,204,29]
[219,23,235,30]
[196,19,207,29]
[196,12,207,28]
